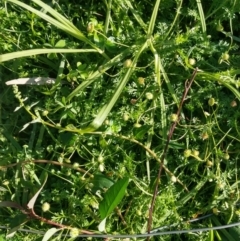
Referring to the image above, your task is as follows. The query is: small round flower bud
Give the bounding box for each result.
[201,132,209,140]
[99,163,105,172]
[104,119,109,125]
[130,99,137,105]
[208,98,215,106]
[47,145,53,152]
[171,176,177,183]
[212,208,219,215]
[70,228,79,238]
[42,110,49,116]
[124,59,132,68]
[73,163,79,169]
[188,58,196,65]
[216,22,223,31]
[98,155,104,163]
[137,210,142,216]
[223,153,230,160]
[138,77,145,85]
[184,149,191,158]
[222,52,230,61]
[123,113,129,121]
[145,92,153,100]
[218,182,225,190]
[206,160,213,167]
[134,123,142,128]
[192,150,199,156]
[3,180,9,185]
[42,202,50,212]
[169,114,178,122]
[230,100,237,107]
[87,23,94,33]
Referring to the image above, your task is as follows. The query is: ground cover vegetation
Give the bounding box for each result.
[1,0,240,240]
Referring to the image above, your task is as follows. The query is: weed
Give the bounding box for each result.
[1,0,240,240]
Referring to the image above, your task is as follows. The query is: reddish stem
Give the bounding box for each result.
[147,68,199,239]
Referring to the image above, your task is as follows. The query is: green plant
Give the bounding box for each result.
[1,0,240,240]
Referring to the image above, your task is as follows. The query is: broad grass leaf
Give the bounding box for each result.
[6,225,22,239]
[7,213,28,238]
[98,218,106,232]
[91,173,115,193]
[27,173,48,209]
[211,216,236,241]
[221,226,240,241]
[10,213,27,228]
[99,177,129,219]
[218,227,237,241]
[0,201,24,210]
[133,124,152,140]
[42,228,61,241]
[58,132,77,146]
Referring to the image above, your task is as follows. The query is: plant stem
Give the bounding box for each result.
[147,68,199,237]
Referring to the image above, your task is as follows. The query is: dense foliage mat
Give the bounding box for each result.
[1,0,240,240]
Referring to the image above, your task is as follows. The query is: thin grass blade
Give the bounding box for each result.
[7,0,108,57]
[0,48,97,63]
[147,0,161,37]
[32,0,78,31]
[85,41,148,131]
[65,46,134,103]
[196,0,206,33]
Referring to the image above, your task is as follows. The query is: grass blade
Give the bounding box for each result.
[65,46,134,103]
[7,0,108,58]
[124,0,147,32]
[86,41,148,131]
[27,173,48,209]
[0,48,97,63]
[196,0,206,33]
[42,228,61,241]
[32,0,78,31]
[147,0,161,36]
